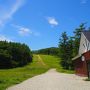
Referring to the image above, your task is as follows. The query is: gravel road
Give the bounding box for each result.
[7,69,90,90]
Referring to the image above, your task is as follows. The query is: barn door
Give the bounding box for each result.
[87,62,90,78]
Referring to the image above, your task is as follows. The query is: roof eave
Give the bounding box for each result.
[72,54,81,61]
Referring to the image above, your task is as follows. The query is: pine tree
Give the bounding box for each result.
[66,37,74,70]
[59,32,69,69]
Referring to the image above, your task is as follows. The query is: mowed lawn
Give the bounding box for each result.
[0,54,74,90]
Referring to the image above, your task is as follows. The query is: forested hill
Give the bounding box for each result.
[32,47,59,56]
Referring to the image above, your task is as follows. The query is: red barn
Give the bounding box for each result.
[72,31,90,77]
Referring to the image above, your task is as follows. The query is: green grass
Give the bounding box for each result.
[0,55,49,90]
[40,55,74,74]
[85,78,90,81]
[0,54,74,90]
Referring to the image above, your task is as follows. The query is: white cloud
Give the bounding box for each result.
[81,0,88,4]
[0,35,12,42]
[46,17,59,27]
[0,0,25,26]
[11,24,33,36]
[11,24,41,37]
[9,0,25,16]
[19,27,32,36]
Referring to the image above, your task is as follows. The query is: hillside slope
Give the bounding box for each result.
[0,54,74,90]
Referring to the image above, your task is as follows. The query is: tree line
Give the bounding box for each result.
[33,47,59,56]
[0,41,33,69]
[58,23,90,70]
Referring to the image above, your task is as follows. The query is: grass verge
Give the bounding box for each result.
[85,78,90,81]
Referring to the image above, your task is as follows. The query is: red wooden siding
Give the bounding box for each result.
[83,51,90,61]
[74,51,90,76]
[74,58,87,76]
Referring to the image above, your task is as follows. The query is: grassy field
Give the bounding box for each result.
[0,55,49,90]
[40,55,74,74]
[0,54,74,90]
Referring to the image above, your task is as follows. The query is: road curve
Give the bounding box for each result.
[7,69,90,90]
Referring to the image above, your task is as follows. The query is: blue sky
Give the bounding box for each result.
[0,0,90,50]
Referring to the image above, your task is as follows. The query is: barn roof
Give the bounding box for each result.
[83,31,90,42]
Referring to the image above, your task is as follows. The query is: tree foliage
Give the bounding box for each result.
[0,41,33,69]
[59,32,74,69]
[58,23,87,70]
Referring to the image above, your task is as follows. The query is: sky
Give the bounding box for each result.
[0,0,90,50]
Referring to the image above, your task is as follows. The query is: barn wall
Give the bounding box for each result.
[74,57,88,76]
[83,51,90,61]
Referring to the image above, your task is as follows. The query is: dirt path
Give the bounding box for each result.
[37,55,46,66]
[7,69,90,90]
